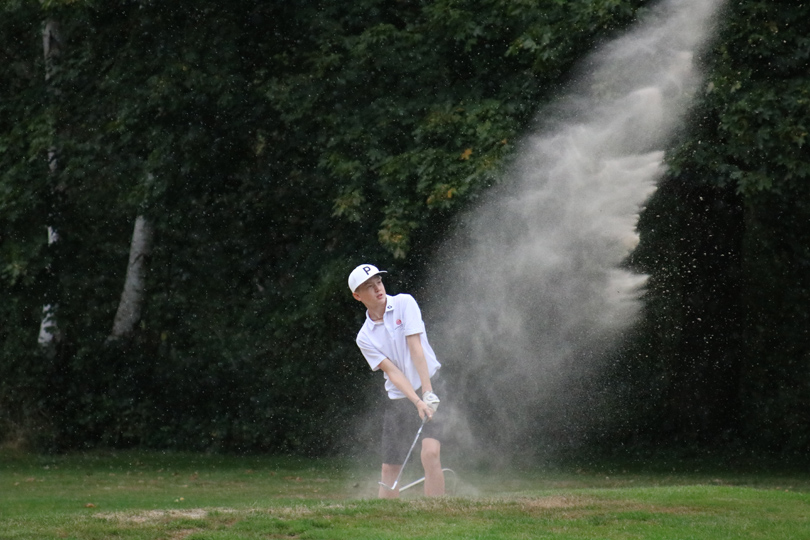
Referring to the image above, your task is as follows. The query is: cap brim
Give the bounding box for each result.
[352,270,387,292]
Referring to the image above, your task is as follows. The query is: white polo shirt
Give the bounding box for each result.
[356,293,441,400]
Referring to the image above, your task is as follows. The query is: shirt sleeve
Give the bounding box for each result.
[356,331,386,371]
[401,294,426,337]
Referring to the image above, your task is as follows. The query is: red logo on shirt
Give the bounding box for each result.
[396,319,402,325]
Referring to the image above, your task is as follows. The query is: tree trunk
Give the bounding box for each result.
[37,18,62,350]
[109,215,153,340]
[37,227,60,347]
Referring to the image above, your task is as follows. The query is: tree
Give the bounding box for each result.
[36,15,62,352]
[109,214,152,340]
[609,0,810,454]
[2,0,687,454]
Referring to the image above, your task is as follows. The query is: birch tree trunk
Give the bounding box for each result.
[37,18,62,350]
[109,215,153,340]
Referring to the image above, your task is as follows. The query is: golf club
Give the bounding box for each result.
[378,415,427,491]
[399,468,457,493]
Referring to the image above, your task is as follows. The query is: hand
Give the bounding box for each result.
[416,399,434,422]
[422,390,440,413]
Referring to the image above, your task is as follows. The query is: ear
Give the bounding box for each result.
[352,291,361,301]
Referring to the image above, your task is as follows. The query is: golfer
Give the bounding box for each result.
[349,263,445,498]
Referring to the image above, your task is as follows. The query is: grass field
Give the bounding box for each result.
[2,449,809,539]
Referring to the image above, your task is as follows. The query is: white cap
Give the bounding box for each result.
[348,264,387,292]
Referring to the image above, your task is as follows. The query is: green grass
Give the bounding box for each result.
[1,449,809,539]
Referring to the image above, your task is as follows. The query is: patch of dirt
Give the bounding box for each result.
[95,508,230,523]
[404,495,588,516]
[93,505,331,524]
[168,528,198,539]
[516,495,584,509]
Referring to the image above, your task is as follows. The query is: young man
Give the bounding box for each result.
[348,263,445,498]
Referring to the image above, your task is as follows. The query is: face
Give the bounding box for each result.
[352,275,386,308]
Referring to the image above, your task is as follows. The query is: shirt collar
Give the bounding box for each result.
[365,296,393,324]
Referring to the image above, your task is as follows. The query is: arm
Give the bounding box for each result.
[406,333,432,395]
[378,358,434,420]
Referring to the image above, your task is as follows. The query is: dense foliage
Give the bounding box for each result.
[613,0,810,454]
[1,0,807,457]
[1,0,648,453]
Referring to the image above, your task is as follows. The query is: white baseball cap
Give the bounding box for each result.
[348,264,387,292]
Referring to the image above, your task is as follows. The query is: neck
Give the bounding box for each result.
[368,306,385,322]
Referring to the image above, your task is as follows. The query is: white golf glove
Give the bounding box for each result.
[422,390,440,413]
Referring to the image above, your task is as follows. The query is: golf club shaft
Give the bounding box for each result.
[380,416,427,490]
